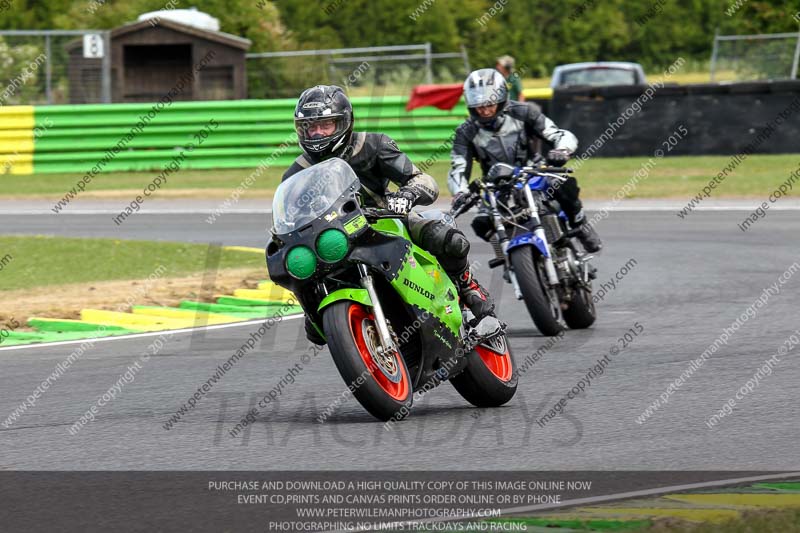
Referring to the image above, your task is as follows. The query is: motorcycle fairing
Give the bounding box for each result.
[506,232,550,258]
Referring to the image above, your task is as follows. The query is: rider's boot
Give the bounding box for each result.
[455,266,503,339]
[571,210,603,253]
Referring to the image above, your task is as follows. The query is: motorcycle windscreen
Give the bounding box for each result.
[272,157,360,234]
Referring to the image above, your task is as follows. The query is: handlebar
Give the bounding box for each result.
[525,165,573,174]
[362,207,407,221]
[449,164,573,218]
[449,192,479,219]
[484,166,573,187]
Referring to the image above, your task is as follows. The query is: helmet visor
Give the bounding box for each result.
[465,84,505,108]
[295,114,350,152]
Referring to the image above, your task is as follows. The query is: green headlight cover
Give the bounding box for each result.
[286,246,317,279]
[316,229,349,262]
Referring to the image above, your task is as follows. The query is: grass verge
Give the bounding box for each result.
[640,507,800,532]
[574,153,800,199]
[3,154,798,201]
[489,508,800,532]
[0,236,267,325]
[0,236,264,292]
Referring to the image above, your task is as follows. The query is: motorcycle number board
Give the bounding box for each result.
[83,34,105,59]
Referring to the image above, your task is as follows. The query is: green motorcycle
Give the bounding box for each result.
[267,158,517,421]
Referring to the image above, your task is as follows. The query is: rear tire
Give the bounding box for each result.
[450,334,517,407]
[510,248,565,336]
[563,286,596,329]
[323,301,413,421]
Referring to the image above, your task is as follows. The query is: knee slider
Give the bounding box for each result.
[444,228,470,258]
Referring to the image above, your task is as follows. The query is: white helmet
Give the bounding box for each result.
[463,68,508,125]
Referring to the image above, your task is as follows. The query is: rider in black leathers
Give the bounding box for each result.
[283,85,501,345]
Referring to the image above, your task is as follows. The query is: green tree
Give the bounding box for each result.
[2,0,799,97]
[0,36,45,104]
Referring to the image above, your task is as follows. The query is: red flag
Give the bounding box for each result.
[405,83,464,112]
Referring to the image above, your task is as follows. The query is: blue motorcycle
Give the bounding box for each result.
[452,163,597,336]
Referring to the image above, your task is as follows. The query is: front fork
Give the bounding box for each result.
[520,186,560,288]
[486,192,524,300]
[357,263,396,355]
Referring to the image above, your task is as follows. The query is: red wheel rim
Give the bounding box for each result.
[347,303,410,401]
[475,337,513,382]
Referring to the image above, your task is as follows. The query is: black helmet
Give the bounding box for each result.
[463,68,508,127]
[294,85,354,162]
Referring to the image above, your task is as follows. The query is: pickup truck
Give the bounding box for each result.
[550,62,647,88]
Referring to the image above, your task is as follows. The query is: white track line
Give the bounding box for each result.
[1,209,272,215]
[327,471,800,533]
[6,204,800,215]
[0,314,304,353]
[494,471,800,514]
[587,205,800,211]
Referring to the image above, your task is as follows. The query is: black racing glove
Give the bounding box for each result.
[547,149,571,167]
[450,191,472,214]
[386,188,418,215]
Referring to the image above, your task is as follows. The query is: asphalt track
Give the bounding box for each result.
[1,203,799,472]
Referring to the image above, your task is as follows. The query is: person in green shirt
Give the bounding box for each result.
[495,55,525,102]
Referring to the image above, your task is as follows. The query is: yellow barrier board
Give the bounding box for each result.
[80,309,195,331]
[131,306,242,325]
[0,106,34,175]
[234,287,294,301]
[522,87,554,100]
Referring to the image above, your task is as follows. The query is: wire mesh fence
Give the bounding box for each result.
[1,37,469,105]
[246,43,470,100]
[710,32,800,82]
[0,30,111,106]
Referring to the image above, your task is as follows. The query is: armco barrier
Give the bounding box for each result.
[550,80,800,157]
[5,81,796,176]
[0,97,467,175]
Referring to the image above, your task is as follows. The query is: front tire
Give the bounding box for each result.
[510,248,565,336]
[323,301,413,421]
[450,334,517,407]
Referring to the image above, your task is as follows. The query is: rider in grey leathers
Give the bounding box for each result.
[448,69,602,253]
